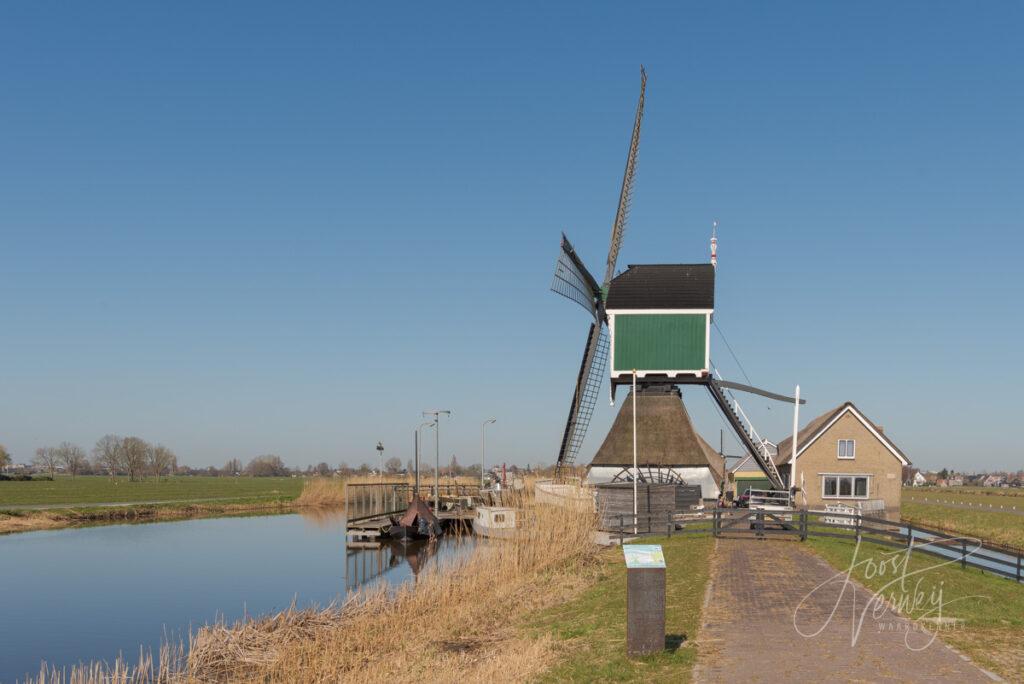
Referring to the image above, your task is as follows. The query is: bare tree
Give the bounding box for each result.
[56,442,87,479]
[148,444,176,479]
[245,455,288,477]
[92,434,124,481]
[34,447,60,478]
[385,457,402,474]
[121,436,149,482]
[223,458,242,476]
[0,444,11,472]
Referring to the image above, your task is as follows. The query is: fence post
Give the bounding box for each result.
[713,509,719,538]
[1017,551,1022,583]
[855,514,861,544]
[619,514,624,541]
[961,539,967,569]
[906,522,913,550]
[800,510,807,541]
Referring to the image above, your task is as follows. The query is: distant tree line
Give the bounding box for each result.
[2,438,553,481]
[26,435,179,482]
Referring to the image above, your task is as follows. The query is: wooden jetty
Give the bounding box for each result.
[345,482,476,546]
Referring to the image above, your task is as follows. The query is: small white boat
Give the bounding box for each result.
[473,506,517,539]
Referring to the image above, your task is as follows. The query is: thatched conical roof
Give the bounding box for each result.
[590,386,724,481]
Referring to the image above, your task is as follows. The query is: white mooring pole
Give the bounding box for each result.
[790,385,800,504]
[633,370,638,535]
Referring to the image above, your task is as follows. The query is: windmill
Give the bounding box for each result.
[549,68,801,494]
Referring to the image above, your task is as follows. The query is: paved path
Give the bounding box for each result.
[694,539,997,683]
[904,495,1024,517]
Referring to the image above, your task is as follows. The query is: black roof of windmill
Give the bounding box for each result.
[548,67,803,488]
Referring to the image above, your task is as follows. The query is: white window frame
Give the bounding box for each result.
[821,474,870,500]
[837,439,856,460]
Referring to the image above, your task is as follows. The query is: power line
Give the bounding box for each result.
[712,318,753,386]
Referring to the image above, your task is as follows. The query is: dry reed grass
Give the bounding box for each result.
[292,477,346,507]
[27,481,599,684]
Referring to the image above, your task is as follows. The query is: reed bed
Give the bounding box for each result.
[292,477,346,507]
[27,481,599,684]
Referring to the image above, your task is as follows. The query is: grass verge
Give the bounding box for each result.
[525,534,714,683]
[807,535,1024,682]
[900,501,1024,549]
[0,475,303,506]
[0,498,297,535]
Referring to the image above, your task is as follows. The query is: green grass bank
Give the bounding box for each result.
[527,535,715,682]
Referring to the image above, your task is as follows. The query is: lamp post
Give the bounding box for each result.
[415,420,435,497]
[481,418,496,489]
[376,441,384,483]
[422,409,451,512]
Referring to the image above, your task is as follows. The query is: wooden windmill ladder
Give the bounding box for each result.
[707,377,785,491]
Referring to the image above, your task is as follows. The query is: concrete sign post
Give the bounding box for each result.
[623,544,666,657]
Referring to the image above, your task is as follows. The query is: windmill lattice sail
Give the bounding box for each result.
[604,66,646,289]
[555,323,609,471]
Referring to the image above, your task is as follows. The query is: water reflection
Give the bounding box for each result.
[297,506,346,528]
[344,536,474,593]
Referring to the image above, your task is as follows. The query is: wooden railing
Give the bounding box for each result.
[344,482,411,523]
[609,509,1024,583]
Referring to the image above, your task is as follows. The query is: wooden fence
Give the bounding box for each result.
[609,509,1024,583]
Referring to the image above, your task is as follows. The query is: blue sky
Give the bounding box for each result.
[1,3,1021,472]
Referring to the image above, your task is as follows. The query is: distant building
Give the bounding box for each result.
[728,454,773,499]
[911,471,927,487]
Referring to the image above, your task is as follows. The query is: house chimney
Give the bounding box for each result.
[877,426,884,434]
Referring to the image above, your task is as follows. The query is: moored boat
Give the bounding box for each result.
[472,505,517,539]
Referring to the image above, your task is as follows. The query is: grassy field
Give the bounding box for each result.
[904,488,1024,508]
[808,535,1024,682]
[0,475,303,507]
[526,534,715,682]
[901,501,1024,549]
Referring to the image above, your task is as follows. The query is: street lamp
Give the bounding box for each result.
[376,441,384,482]
[422,409,452,512]
[415,420,435,497]
[481,418,496,489]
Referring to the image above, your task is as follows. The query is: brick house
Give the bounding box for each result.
[773,402,910,513]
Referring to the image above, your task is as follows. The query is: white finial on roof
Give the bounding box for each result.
[710,220,718,269]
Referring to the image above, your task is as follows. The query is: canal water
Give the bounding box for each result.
[0,512,472,683]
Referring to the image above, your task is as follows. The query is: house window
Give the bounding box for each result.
[838,439,856,459]
[822,475,869,499]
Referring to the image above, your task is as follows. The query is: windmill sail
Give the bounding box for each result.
[551,67,646,476]
[551,234,602,320]
[603,66,646,288]
[555,323,609,471]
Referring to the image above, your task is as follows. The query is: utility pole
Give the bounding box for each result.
[481,418,496,489]
[632,370,638,535]
[790,385,800,505]
[416,420,435,498]
[423,409,451,512]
